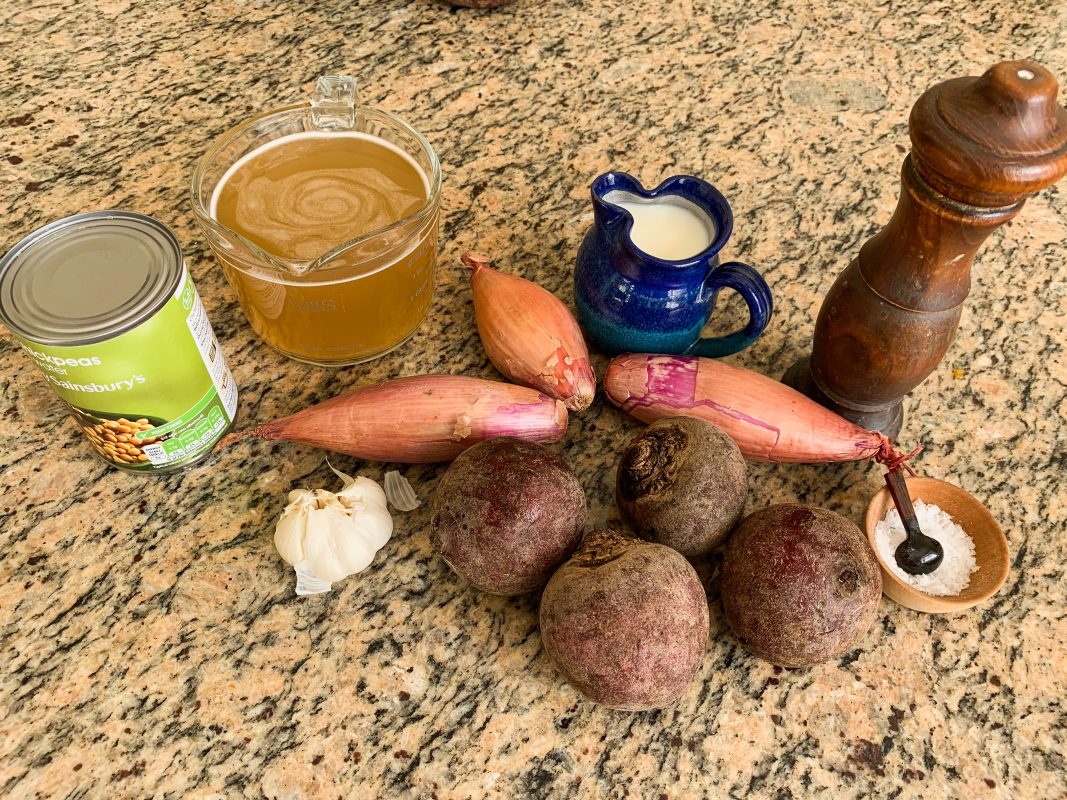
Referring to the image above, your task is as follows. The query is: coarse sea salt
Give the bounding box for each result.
[874,500,978,596]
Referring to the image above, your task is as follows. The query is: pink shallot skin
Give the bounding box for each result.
[604,354,888,463]
[464,253,596,412]
[217,374,569,463]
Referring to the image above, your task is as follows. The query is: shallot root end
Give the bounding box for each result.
[874,439,923,476]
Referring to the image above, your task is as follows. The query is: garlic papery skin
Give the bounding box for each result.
[274,471,394,595]
[293,563,334,596]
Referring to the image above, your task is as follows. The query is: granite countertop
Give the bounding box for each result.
[2,1,1065,798]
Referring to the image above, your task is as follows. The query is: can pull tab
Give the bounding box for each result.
[311,75,358,130]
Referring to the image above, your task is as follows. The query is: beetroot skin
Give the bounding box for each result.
[616,416,748,558]
[721,504,882,667]
[430,437,586,596]
[539,529,710,711]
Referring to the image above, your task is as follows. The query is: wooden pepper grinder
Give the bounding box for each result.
[784,61,1067,437]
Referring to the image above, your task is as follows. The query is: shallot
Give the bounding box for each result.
[218,374,568,463]
[605,354,911,465]
[463,252,596,412]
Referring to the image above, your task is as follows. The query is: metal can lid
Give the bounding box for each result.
[0,211,184,345]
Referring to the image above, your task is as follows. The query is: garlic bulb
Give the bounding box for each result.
[274,467,393,595]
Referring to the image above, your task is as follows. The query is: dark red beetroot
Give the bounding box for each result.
[539,529,709,711]
[616,416,748,558]
[721,504,882,667]
[430,437,586,595]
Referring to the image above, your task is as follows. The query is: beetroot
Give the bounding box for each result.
[616,416,747,558]
[721,504,882,667]
[430,437,585,595]
[539,529,709,710]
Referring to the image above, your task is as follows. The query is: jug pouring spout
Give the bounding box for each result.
[590,172,733,282]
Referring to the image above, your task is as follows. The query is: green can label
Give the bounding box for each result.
[17,266,237,471]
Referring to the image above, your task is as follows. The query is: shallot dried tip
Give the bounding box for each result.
[461,252,494,271]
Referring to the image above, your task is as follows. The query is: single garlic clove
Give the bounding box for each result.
[383,470,421,511]
[329,522,382,579]
[355,508,393,552]
[463,252,596,412]
[275,493,318,565]
[287,488,317,506]
[336,475,389,512]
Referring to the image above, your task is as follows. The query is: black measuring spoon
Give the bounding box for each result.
[884,468,944,575]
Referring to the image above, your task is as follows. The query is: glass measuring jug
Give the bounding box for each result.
[191,76,442,366]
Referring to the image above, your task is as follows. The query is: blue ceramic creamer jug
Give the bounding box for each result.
[574,172,772,357]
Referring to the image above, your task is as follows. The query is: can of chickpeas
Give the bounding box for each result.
[0,211,238,473]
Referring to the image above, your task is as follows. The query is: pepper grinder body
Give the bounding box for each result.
[785,61,1067,437]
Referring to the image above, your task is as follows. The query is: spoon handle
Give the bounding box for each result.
[885,468,923,537]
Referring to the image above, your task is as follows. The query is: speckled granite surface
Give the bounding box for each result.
[2,1,1066,798]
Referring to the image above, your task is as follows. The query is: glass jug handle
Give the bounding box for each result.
[311,75,358,130]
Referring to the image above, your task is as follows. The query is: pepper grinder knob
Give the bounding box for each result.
[910,60,1067,206]
[784,61,1067,437]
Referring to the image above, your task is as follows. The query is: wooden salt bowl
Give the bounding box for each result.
[865,476,1009,613]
